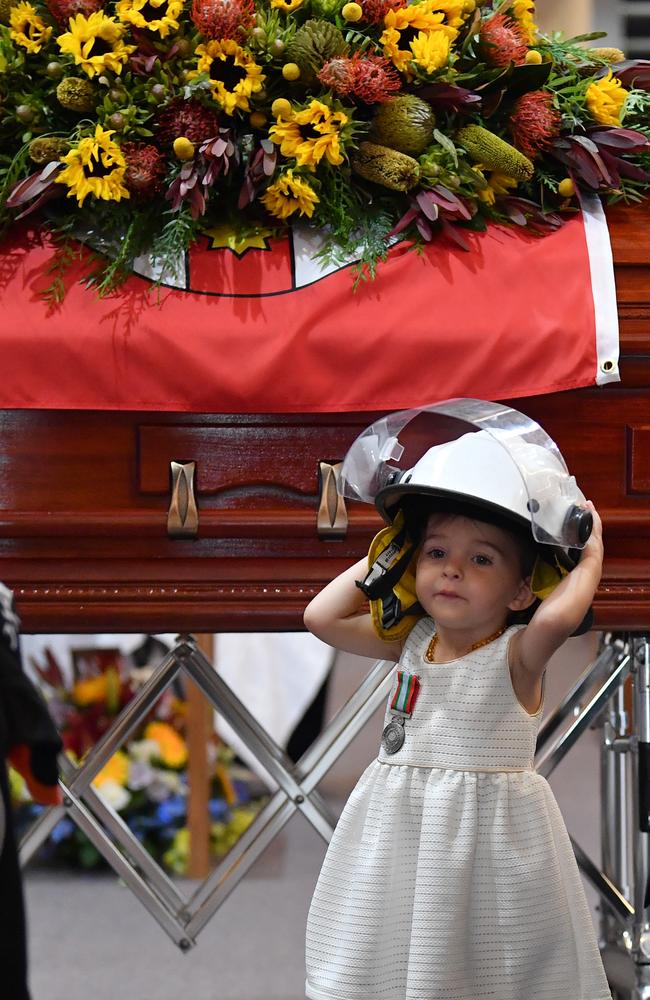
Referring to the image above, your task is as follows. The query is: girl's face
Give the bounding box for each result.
[415,514,534,636]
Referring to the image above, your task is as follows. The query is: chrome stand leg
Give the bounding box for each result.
[601,674,632,948]
[630,638,650,999]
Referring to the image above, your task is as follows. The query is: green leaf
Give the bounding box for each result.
[433,128,458,167]
[506,62,553,98]
[564,31,608,43]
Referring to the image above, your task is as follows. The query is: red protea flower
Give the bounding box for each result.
[360,0,405,25]
[509,90,561,159]
[191,0,255,41]
[351,53,401,104]
[318,57,356,96]
[156,99,220,147]
[121,142,167,199]
[45,0,103,26]
[479,13,528,68]
[319,53,401,103]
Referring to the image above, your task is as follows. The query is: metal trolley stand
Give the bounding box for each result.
[18,632,650,999]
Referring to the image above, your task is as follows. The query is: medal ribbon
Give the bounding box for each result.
[390,671,420,718]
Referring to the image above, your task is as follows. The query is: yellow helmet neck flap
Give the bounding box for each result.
[356,511,424,642]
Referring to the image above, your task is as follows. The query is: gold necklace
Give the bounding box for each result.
[424,625,507,663]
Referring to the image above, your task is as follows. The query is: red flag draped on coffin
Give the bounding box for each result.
[0,198,619,412]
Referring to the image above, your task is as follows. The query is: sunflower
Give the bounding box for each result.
[427,0,464,31]
[510,0,537,45]
[56,125,130,206]
[409,28,451,73]
[381,2,458,73]
[586,70,629,127]
[192,38,264,115]
[57,11,135,77]
[116,0,183,38]
[270,0,305,10]
[261,170,320,219]
[9,2,52,53]
[476,169,518,205]
[144,721,188,768]
[269,99,348,169]
[93,750,129,789]
[72,673,107,706]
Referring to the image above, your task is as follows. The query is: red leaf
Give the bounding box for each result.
[6,163,63,208]
[415,190,439,221]
[439,219,471,251]
[415,216,434,241]
[388,205,419,237]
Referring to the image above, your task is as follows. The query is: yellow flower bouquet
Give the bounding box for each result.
[1,0,649,294]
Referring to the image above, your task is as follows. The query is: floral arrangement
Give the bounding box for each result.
[11,647,263,874]
[1,0,650,294]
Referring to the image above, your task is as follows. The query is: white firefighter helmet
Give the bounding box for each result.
[341,399,594,640]
[340,398,592,556]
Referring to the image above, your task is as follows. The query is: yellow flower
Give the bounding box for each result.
[9,2,52,53]
[381,2,459,73]
[511,0,538,45]
[410,28,451,73]
[192,39,264,115]
[56,125,130,207]
[145,721,188,768]
[586,70,629,127]
[428,0,465,31]
[476,168,518,204]
[93,750,129,789]
[261,170,320,219]
[116,0,183,38]
[269,99,348,169]
[72,673,108,706]
[270,0,305,10]
[57,11,135,78]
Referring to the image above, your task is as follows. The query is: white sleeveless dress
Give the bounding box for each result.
[305,619,612,1000]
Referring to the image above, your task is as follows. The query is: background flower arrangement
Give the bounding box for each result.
[1,0,650,294]
[11,646,264,874]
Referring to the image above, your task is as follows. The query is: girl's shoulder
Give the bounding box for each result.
[400,616,435,662]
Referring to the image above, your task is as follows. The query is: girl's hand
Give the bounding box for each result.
[578,501,603,575]
[513,500,604,680]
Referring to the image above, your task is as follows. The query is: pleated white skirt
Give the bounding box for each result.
[305,761,612,1000]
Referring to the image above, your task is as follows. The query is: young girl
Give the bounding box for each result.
[303,416,611,1000]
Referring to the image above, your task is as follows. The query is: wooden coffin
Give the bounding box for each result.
[1,202,649,633]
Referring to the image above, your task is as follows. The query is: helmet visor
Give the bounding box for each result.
[339,399,589,549]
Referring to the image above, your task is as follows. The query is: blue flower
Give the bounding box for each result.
[51,817,75,843]
[209,797,229,820]
[155,795,186,825]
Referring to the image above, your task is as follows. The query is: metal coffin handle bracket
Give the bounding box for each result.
[317,461,348,539]
[167,461,199,539]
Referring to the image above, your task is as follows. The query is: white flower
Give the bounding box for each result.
[127,760,155,790]
[128,738,160,763]
[146,770,185,802]
[96,779,131,811]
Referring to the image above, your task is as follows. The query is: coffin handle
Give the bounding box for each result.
[317,461,348,539]
[168,461,199,539]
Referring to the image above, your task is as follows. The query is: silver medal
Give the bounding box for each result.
[382,717,405,755]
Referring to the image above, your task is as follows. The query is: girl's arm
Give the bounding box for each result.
[510,502,604,682]
[303,557,403,662]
